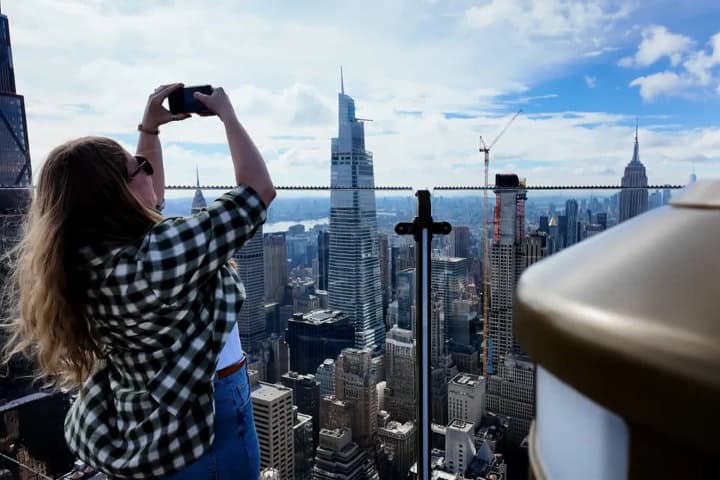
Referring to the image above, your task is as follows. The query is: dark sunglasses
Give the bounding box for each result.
[128,155,154,179]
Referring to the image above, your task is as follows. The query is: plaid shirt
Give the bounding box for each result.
[64,185,266,479]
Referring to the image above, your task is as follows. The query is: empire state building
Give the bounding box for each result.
[619,122,648,223]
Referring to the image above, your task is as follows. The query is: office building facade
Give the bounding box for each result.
[285,309,354,375]
[251,382,295,479]
[328,73,384,349]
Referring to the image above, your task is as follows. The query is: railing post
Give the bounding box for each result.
[395,190,451,480]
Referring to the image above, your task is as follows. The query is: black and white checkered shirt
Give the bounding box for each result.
[64,185,266,479]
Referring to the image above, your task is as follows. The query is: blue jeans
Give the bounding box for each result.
[162,366,260,480]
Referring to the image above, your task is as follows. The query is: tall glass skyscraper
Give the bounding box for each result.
[0,9,32,401]
[0,10,31,214]
[328,70,384,349]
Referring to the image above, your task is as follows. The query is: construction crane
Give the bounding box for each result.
[479,109,522,376]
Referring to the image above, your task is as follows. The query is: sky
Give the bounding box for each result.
[4,0,720,197]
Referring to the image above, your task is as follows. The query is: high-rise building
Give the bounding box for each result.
[521,232,548,270]
[538,216,549,235]
[377,420,417,479]
[266,333,289,384]
[334,348,378,452]
[0,10,32,396]
[649,189,663,209]
[293,410,314,480]
[619,123,649,222]
[319,395,353,433]
[662,186,672,205]
[383,327,416,423]
[285,309,354,375]
[317,230,330,291]
[448,373,486,428]
[445,420,476,475]
[313,428,379,480]
[565,199,578,247]
[328,72,384,349]
[190,168,207,214]
[264,233,288,304]
[378,233,391,323]
[236,222,265,351]
[449,225,471,258]
[396,268,415,331]
[251,382,295,480]
[280,371,321,447]
[487,174,526,374]
[431,257,468,325]
[485,354,535,445]
[315,359,336,397]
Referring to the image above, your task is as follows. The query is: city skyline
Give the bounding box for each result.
[0,1,718,192]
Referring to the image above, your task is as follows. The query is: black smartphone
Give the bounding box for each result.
[168,85,214,115]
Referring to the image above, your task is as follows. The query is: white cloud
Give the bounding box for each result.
[584,75,597,88]
[632,26,694,67]
[627,29,720,101]
[629,71,690,101]
[464,0,628,39]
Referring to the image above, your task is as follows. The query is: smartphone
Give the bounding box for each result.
[168,85,214,115]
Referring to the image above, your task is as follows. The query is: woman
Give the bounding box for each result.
[2,83,275,479]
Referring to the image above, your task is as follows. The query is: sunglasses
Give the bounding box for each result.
[128,155,154,179]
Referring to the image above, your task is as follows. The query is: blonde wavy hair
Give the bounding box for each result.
[2,137,163,388]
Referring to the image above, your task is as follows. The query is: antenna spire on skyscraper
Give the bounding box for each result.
[340,65,344,95]
[196,165,200,187]
[635,116,639,142]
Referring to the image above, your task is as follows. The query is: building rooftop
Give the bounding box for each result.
[251,382,292,403]
[450,373,484,387]
[448,420,474,433]
[382,420,415,435]
[290,309,347,325]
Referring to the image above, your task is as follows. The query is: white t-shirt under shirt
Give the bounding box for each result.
[216,323,243,371]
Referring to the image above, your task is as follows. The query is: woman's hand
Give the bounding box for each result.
[140,83,191,131]
[193,87,237,123]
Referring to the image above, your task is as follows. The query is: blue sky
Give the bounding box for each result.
[4,0,720,194]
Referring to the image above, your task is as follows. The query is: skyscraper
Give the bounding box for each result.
[281,371,321,447]
[251,382,295,480]
[396,268,415,331]
[313,428,379,480]
[487,174,526,374]
[285,309,354,375]
[235,223,265,351]
[334,348,378,452]
[377,420,417,479]
[0,8,32,403]
[328,70,384,349]
[292,411,314,480]
[565,199,578,247]
[619,122,649,222]
[431,257,469,329]
[264,233,288,304]
[485,354,535,445]
[383,327,416,423]
[315,359,336,396]
[445,420,476,475]
[449,225,471,258]
[448,373,486,427]
[191,167,206,214]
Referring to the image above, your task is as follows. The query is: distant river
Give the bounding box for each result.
[264,217,329,233]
